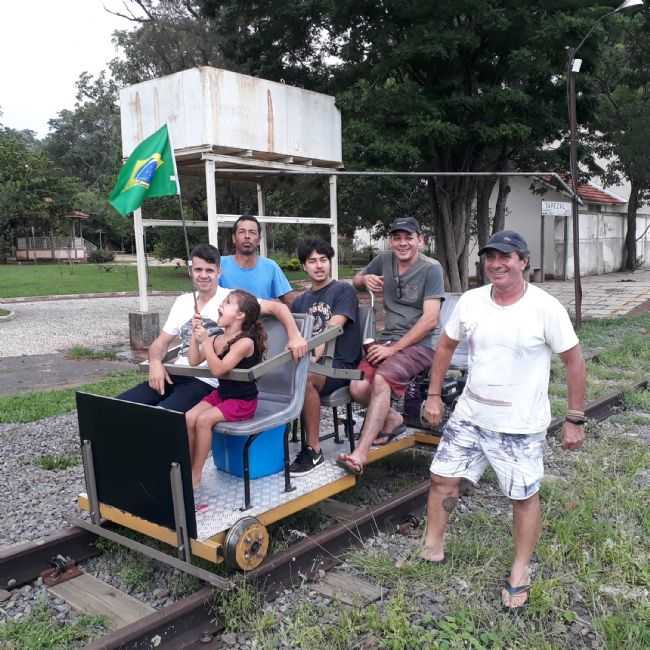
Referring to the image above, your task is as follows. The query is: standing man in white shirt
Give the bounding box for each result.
[118,243,306,411]
[421,230,586,610]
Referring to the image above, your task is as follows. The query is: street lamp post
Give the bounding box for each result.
[566,0,643,328]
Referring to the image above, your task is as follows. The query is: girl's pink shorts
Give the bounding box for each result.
[202,390,257,421]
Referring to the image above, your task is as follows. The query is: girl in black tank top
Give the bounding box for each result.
[185,290,267,489]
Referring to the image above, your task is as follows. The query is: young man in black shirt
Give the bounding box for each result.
[289,239,362,475]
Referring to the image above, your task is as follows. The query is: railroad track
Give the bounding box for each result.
[1,379,646,649]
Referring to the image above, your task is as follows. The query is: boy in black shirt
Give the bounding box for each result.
[289,239,362,475]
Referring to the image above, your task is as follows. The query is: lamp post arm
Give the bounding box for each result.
[572,9,616,61]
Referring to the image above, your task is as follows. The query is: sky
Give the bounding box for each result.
[1,1,132,137]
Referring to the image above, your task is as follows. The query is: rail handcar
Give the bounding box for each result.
[72,296,467,582]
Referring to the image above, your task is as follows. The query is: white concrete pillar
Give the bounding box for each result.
[257,182,268,257]
[205,159,218,246]
[329,175,339,280]
[133,208,149,312]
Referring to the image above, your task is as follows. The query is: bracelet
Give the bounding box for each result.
[565,416,586,425]
[566,409,585,417]
[427,392,441,397]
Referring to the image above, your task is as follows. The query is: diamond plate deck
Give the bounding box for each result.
[193,456,349,540]
[192,427,417,540]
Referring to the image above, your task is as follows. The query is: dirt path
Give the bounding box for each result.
[0,353,137,396]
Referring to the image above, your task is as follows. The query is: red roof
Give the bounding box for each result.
[576,183,625,205]
[540,175,626,205]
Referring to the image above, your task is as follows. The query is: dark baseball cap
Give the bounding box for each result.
[478,230,529,256]
[389,216,421,234]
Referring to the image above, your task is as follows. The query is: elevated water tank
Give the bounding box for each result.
[119,67,342,167]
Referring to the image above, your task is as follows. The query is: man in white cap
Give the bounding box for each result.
[422,230,586,610]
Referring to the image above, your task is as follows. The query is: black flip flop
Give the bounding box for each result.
[373,423,407,447]
[502,579,531,610]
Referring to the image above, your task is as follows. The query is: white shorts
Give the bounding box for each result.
[429,415,546,500]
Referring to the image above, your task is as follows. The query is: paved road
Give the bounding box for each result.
[0,354,136,396]
[537,268,650,319]
[0,295,175,358]
[1,269,649,395]
[0,295,175,396]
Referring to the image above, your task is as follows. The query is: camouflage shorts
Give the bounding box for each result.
[430,415,546,500]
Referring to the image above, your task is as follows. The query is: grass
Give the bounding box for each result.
[34,454,80,471]
[210,385,650,649]
[119,556,156,592]
[0,263,358,298]
[0,370,142,423]
[340,420,650,650]
[0,601,105,649]
[0,307,10,316]
[65,345,118,361]
[548,312,650,413]
[626,388,650,411]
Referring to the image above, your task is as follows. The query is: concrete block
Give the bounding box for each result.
[129,312,160,350]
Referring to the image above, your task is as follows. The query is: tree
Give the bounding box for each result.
[326,2,625,290]
[110,2,623,285]
[203,0,621,289]
[592,7,650,270]
[43,72,130,250]
[107,1,229,85]
[45,72,121,191]
[0,119,79,261]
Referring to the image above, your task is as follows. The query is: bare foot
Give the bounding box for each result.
[336,454,364,476]
[418,545,445,563]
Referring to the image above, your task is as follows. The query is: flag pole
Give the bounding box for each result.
[166,125,198,313]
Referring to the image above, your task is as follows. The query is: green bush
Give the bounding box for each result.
[280,257,302,271]
[88,248,115,263]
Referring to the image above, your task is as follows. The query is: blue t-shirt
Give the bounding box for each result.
[219,255,292,300]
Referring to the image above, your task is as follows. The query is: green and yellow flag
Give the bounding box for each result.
[109,124,179,216]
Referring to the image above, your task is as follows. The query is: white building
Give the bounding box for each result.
[354,174,650,279]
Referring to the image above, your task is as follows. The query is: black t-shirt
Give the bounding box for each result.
[217,340,261,401]
[292,280,362,368]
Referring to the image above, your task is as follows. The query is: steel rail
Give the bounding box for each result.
[547,378,648,434]
[0,527,97,591]
[1,379,647,647]
[81,481,429,649]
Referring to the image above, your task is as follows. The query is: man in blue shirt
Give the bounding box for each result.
[219,215,294,303]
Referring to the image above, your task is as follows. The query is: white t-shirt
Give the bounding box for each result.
[162,287,231,388]
[445,284,579,434]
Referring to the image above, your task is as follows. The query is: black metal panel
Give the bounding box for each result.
[76,393,197,539]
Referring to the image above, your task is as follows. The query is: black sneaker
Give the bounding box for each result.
[289,446,324,476]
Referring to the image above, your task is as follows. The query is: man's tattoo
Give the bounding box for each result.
[442,496,458,513]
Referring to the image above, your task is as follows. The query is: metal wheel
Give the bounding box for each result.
[224,517,269,571]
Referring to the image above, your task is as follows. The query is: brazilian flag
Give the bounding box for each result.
[109,124,178,216]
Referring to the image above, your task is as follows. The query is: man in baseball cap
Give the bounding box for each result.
[478,230,529,256]
[389,216,421,235]
[336,215,445,475]
[421,228,586,610]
